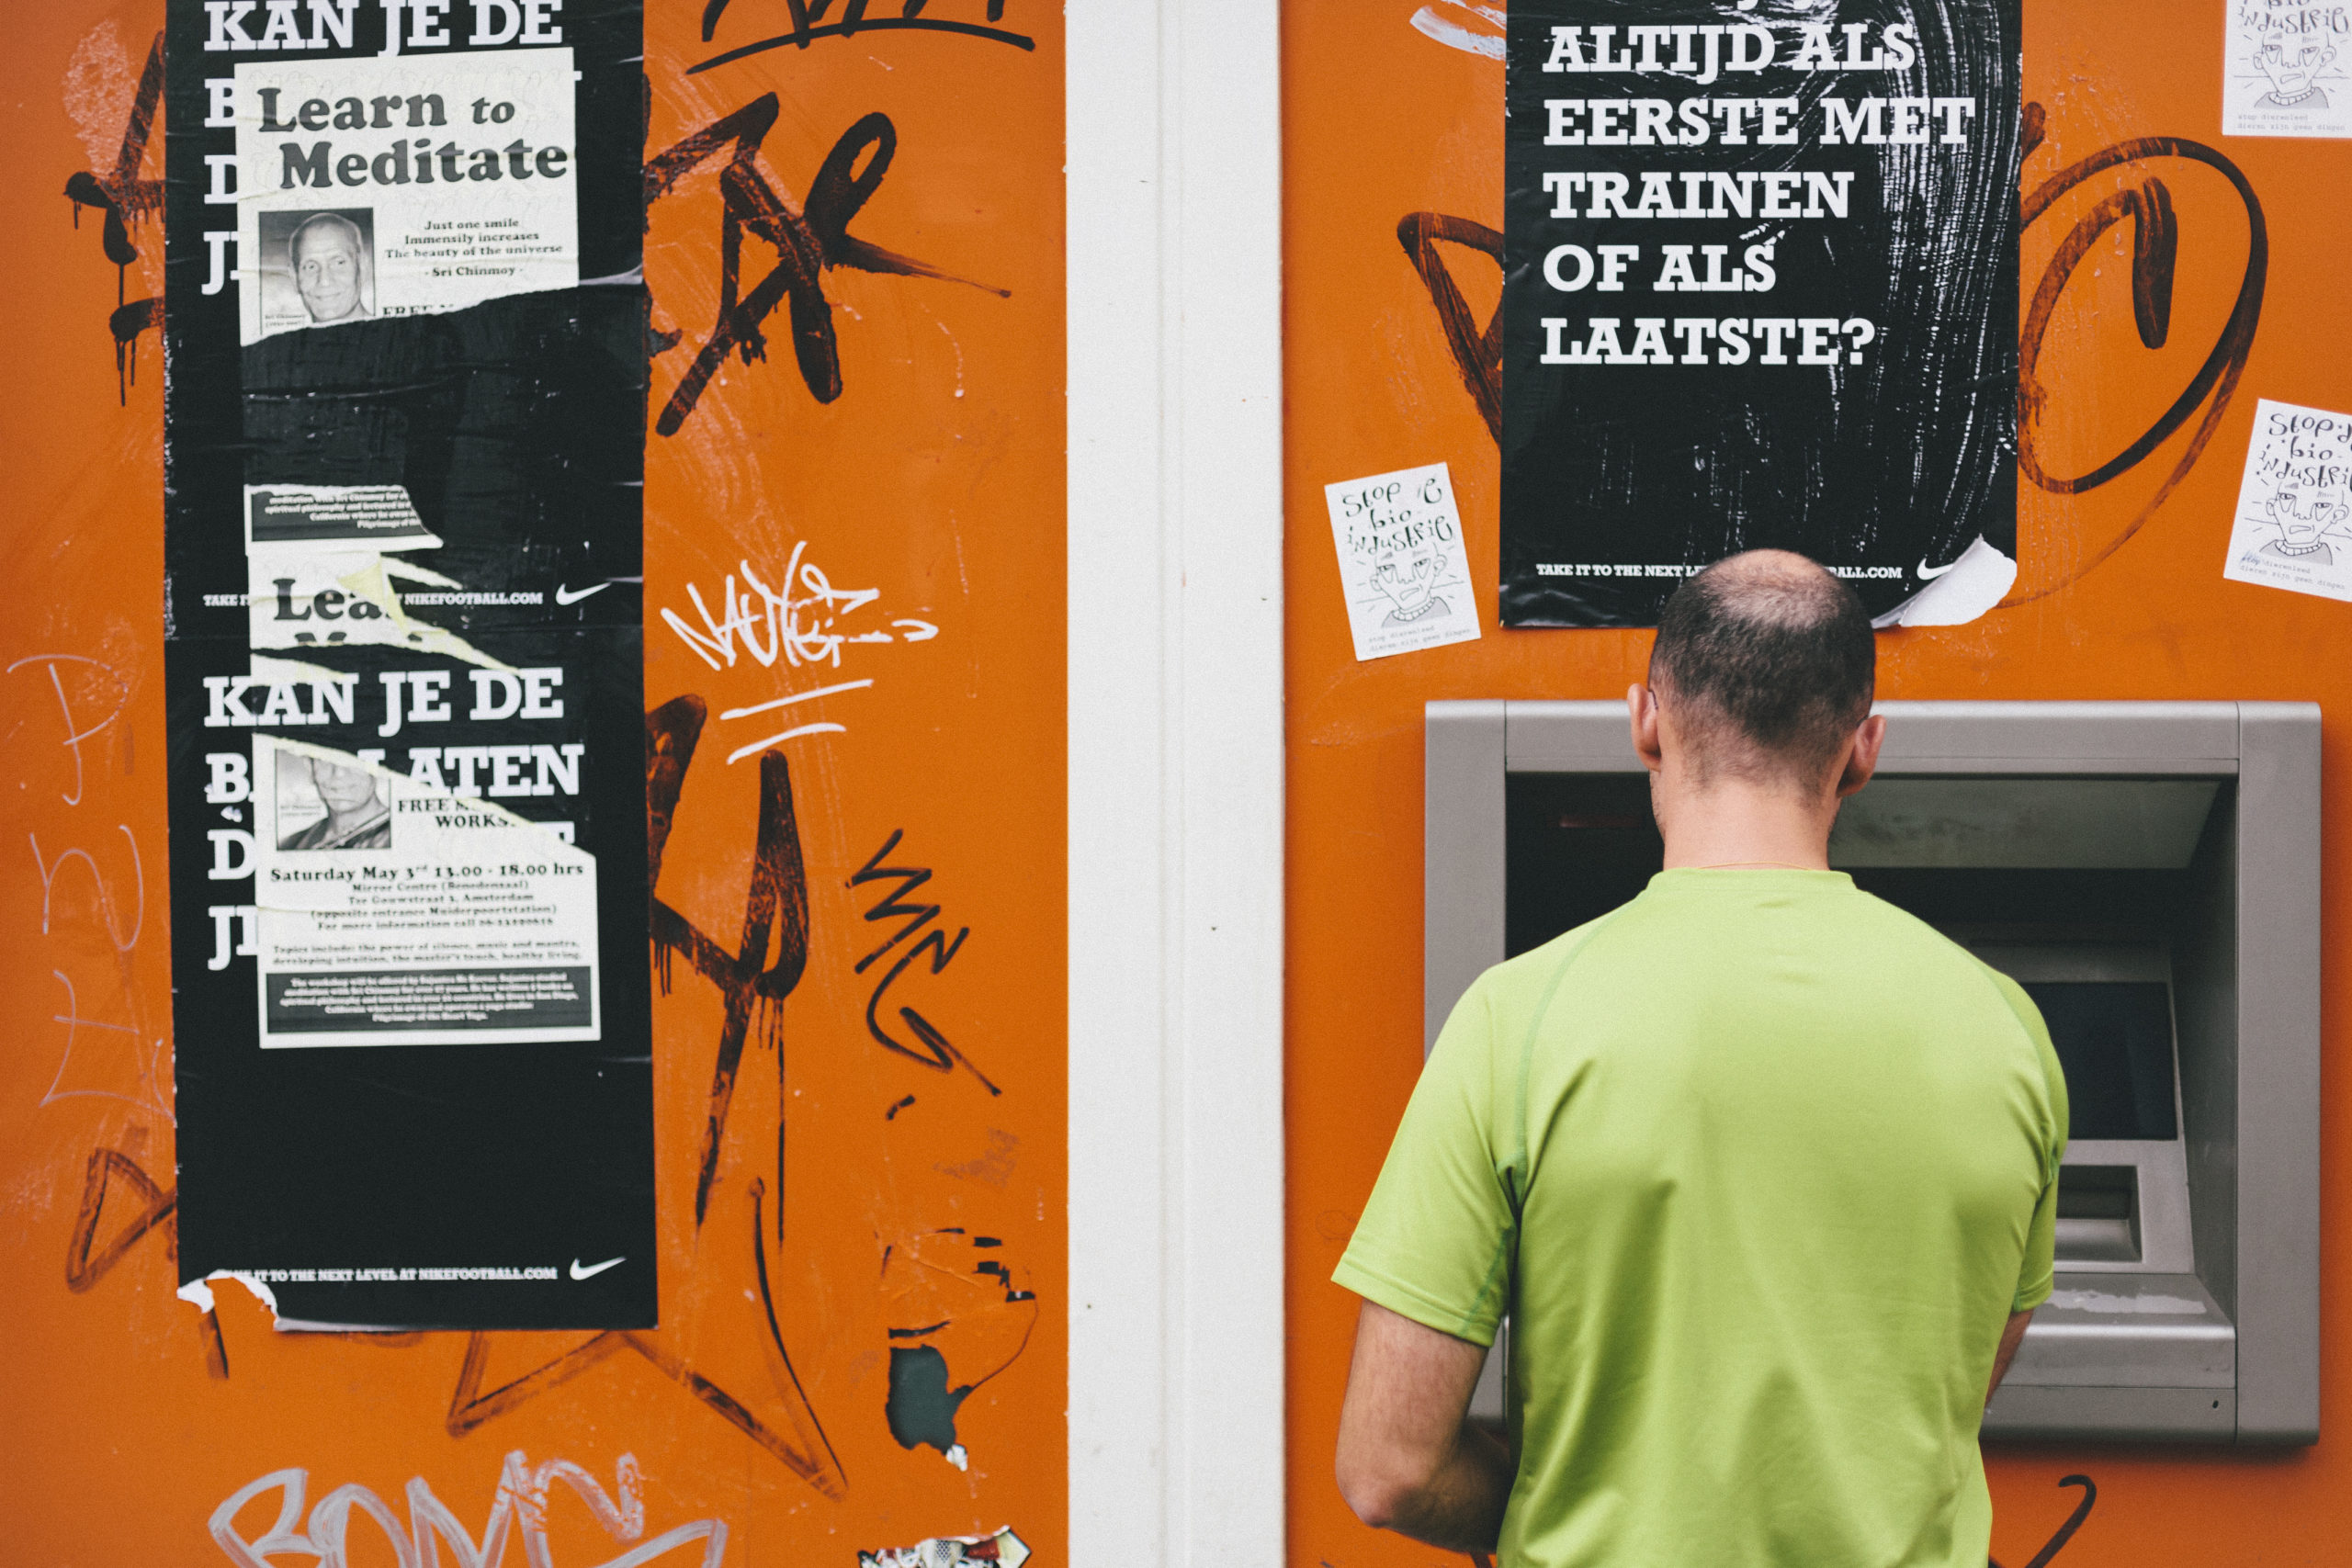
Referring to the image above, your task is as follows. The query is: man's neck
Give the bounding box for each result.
[1656,776,1838,871]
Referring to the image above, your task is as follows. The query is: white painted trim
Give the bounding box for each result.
[1068,0,1286,1560]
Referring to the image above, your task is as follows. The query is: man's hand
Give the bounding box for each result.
[1335,1300,1516,1551]
[1986,1308,2035,1408]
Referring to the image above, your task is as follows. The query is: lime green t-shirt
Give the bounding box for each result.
[1336,869,2068,1568]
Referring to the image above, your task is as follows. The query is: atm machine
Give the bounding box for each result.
[1425,700,2319,1444]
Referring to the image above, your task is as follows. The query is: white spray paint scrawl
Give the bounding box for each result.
[2222,2,2352,139]
[1326,462,1482,660]
[2222,399,2352,601]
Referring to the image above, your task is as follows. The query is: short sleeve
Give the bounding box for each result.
[1987,971,2071,1313]
[1332,971,1518,1347]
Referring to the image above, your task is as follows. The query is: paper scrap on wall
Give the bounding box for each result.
[2222,3,2352,139]
[2222,399,2352,600]
[859,1527,1030,1568]
[1326,461,1481,660]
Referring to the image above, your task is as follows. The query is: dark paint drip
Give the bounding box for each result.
[1990,1473,2097,1568]
[646,706,809,1228]
[63,1145,173,1294]
[692,0,1033,74]
[646,694,707,907]
[1461,1471,2094,1568]
[644,98,1006,436]
[886,1093,917,1119]
[880,1231,1037,1455]
[404,702,861,1498]
[63,1141,228,1378]
[2007,135,2266,604]
[885,1344,970,1455]
[750,1178,848,1485]
[851,830,1001,1093]
[888,1318,953,1338]
[62,30,164,403]
[446,1319,847,1498]
[1397,212,1506,444]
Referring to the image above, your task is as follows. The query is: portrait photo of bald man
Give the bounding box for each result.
[258,208,377,333]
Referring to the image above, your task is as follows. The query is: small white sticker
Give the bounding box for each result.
[2222,398,2352,601]
[2222,5,2352,139]
[1325,461,1481,660]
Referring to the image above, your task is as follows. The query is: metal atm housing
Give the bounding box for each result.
[1425,701,2319,1444]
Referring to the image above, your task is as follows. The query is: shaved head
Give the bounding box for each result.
[1648,550,1875,786]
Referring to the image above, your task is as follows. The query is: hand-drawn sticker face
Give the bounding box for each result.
[276,749,392,852]
[2255,36,2337,109]
[258,208,377,331]
[1372,533,1451,626]
[2223,398,2352,600]
[2223,7,2352,138]
[2258,483,2352,564]
[1324,461,1480,660]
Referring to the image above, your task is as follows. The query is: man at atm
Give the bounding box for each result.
[1333,551,2071,1566]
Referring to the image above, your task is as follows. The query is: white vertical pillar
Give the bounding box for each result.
[1067,0,1285,1559]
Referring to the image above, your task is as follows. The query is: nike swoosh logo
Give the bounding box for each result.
[1917,557,1960,581]
[570,1255,625,1280]
[554,582,611,605]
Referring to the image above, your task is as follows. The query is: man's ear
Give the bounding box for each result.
[1627,682,1666,775]
[1834,712,1886,799]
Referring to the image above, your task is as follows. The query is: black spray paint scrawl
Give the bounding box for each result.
[163,0,653,1331]
[1500,0,2020,627]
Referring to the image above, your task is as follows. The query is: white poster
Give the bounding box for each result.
[250,736,600,1047]
[235,48,579,344]
[1326,461,1482,660]
[2222,399,2352,601]
[2222,3,2352,139]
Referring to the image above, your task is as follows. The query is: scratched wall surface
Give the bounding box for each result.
[1288,3,2348,1564]
[2,3,1065,1563]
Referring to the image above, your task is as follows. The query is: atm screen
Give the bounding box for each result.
[2016,981,2178,1141]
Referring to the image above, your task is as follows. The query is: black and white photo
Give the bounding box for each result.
[257,208,377,333]
[274,746,392,851]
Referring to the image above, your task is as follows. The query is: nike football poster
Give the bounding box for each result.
[163,0,654,1330]
[1498,0,2021,627]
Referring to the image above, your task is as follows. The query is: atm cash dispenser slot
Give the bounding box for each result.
[1427,701,2318,1444]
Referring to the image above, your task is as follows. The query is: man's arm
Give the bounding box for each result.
[1985,1308,2034,1408]
[1335,1300,1515,1551]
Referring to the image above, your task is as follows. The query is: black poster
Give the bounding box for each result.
[1500,1,2020,626]
[164,0,652,1328]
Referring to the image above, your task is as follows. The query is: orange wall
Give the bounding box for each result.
[1284,3,2348,1563]
[0,4,1066,1562]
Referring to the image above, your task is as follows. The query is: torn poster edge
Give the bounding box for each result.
[1871,536,2018,627]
